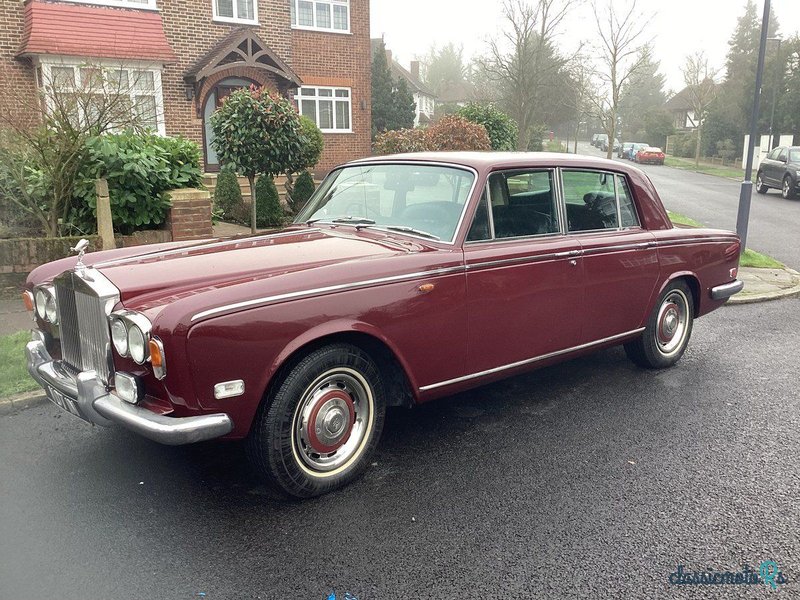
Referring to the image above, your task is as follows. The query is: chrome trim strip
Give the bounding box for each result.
[711,279,744,300]
[465,251,577,271]
[581,241,653,255]
[93,229,320,268]
[657,236,736,247]
[190,265,466,322]
[419,328,646,392]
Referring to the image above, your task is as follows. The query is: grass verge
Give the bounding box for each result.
[664,156,744,180]
[666,211,784,269]
[0,331,38,399]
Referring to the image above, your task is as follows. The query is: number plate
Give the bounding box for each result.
[46,386,82,418]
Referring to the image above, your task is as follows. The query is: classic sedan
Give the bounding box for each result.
[635,146,666,165]
[756,145,800,199]
[24,152,743,498]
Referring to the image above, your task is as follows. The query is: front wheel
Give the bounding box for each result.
[782,175,796,199]
[247,343,386,498]
[625,281,694,369]
[756,172,769,194]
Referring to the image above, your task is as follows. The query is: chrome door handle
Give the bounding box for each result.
[569,259,577,266]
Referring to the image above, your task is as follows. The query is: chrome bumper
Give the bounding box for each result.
[711,279,744,300]
[26,334,233,445]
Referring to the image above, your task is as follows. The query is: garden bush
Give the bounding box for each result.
[670,132,697,159]
[426,115,491,151]
[292,170,316,212]
[72,132,202,235]
[457,103,518,151]
[373,127,429,155]
[254,175,285,228]
[214,169,246,223]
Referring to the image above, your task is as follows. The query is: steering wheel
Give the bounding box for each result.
[397,203,456,239]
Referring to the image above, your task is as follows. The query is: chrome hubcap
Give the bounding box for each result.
[292,369,372,473]
[656,291,689,356]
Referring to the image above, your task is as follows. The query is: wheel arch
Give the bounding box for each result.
[651,272,701,319]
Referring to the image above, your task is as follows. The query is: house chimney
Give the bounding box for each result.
[410,60,420,81]
[385,49,392,65]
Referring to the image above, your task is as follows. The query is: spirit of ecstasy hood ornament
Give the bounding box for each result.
[71,238,90,269]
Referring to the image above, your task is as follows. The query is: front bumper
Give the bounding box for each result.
[26,333,233,445]
[711,279,744,300]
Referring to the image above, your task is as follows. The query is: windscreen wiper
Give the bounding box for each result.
[332,217,376,225]
[384,226,441,241]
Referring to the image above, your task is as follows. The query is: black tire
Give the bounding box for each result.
[246,343,386,498]
[756,172,769,194]
[624,280,694,369]
[782,175,796,199]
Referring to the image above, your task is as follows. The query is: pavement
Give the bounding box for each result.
[1,296,798,599]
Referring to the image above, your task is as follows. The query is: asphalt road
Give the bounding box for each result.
[577,142,800,269]
[2,297,799,599]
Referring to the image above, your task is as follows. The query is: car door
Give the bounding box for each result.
[463,169,583,375]
[763,147,784,185]
[560,169,660,344]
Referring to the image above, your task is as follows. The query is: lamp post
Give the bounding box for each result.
[735,0,771,251]
[767,36,782,152]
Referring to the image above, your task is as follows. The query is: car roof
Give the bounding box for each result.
[347,151,639,174]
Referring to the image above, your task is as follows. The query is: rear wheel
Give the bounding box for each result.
[625,281,694,369]
[247,343,386,498]
[782,175,796,199]
[756,172,769,194]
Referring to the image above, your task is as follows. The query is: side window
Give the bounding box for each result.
[768,147,782,161]
[778,148,788,162]
[562,170,619,232]
[487,170,559,239]
[616,175,640,228]
[466,190,491,241]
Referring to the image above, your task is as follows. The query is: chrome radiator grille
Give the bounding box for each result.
[53,269,120,385]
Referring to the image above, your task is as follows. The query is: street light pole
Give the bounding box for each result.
[767,37,782,152]
[736,0,771,251]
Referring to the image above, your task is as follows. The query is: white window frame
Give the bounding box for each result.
[59,0,158,10]
[212,0,258,25]
[36,57,167,136]
[290,0,350,34]
[297,86,352,133]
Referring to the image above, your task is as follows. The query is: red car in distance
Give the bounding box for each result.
[24,152,742,498]
[635,146,666,165]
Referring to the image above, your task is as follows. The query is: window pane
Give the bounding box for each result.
[300,87,315,96]
[318,88,333,97]
[298,0,313,25]
[616,175,639,228]
[318,99,333,129]
[80,67,103,90]
[135,95,158,130]
[216,0,233,18]
[315,2,330,28]
[333,4,347,29]
[132,70,154,93]
[300,99,316,123]
[467,190,491,241]
[489,171,558,238]
[107,69,129,91]
[335,89,349,98]
[562,170,619,232]
[51,67,75,88]
[236,0,254,20]
[335,100,349,129]
[290,0,296,24]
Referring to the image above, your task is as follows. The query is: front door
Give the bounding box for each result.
[202,77,259,171]
[464,169,584,375]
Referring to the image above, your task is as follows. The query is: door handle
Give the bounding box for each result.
[569,259,578,266]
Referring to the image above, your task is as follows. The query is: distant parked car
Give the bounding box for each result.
[635,147,665,165]
[756,146,800,199]
[625,142,649,160]
[591,133,601,147]
[601,138,620,153]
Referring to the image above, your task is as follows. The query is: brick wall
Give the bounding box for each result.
[0,0,39,127]
[165,188,213,241]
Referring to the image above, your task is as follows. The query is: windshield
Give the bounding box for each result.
[295,164,475,242]
[790,150,800,163]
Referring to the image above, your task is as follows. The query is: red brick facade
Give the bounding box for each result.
[3,0,371,175]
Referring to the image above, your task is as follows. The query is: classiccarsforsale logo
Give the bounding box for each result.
[669,561,789,589]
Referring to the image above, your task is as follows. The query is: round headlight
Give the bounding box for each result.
[111,318,129,356]
[45,293,58,324]
[127,324,148,364]
[35,289,48,320]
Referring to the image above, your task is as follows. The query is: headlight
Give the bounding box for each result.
[127,324,148,364]
[34,285,57,323]
[110,317,129,357]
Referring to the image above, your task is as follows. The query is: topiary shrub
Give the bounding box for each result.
[425,115,491,151]
[292,170,316,212]
[254,175,284,228]
[456,103,518,151]
[214,169,246,223]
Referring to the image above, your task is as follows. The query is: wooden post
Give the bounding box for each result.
[95,178,116,250]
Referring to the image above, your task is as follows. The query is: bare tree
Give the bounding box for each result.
[563,58,596,153]
[477,0,581,150]
[681,51,719,167]
[590,0,650,158]
[0,61,160,236]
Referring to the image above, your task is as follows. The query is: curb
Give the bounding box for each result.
[0,390,47,416]
[728,268,800,305]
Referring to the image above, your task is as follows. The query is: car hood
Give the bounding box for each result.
[94,227,428,312]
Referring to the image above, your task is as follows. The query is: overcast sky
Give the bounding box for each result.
[371,0,800,94]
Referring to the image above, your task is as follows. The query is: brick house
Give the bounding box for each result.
[1,0,371,175]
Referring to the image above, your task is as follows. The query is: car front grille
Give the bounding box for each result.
[54,268,120,386]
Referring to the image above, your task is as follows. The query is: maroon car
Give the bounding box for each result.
[24,152,743,497]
